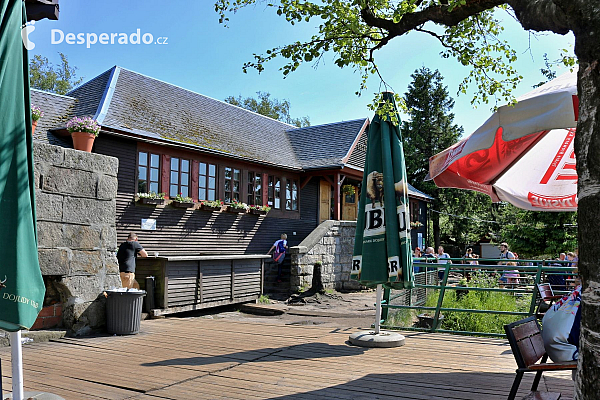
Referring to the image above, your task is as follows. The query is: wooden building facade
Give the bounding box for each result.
[31,66,433,258]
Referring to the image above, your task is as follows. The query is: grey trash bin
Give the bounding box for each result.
[106,289,146,335]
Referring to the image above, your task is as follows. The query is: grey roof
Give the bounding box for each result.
[30,89,76,147]
[32,66,370,171]
[287,119,368,169]
[407,183,434,201]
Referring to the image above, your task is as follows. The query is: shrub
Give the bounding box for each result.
[425,272,531,335]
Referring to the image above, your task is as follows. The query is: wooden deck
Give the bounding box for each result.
[1,318,574,399]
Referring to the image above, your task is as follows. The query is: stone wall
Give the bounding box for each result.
[34,142,121,335]
[289,220,361,292]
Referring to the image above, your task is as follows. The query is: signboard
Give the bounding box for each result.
[141,218,156,231]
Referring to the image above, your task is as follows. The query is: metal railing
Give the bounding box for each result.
[380,258,577,338]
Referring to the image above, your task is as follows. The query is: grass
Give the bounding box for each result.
[257,295,270,304]
[425,272,532,334]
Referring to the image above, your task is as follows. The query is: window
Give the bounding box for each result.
[199,162,217,201]
[247,172,262,206]
[410,200,419,222]
[138,152,160,194]
[268,176,281,209]
[224,167,240,203]
[169,157,190,198]
[286,179,298,211]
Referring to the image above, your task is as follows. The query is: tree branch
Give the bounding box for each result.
[360,0,506,38]
[508,0,570,34]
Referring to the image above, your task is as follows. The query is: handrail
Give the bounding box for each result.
[380,258,577,338]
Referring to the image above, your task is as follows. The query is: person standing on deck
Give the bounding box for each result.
[267,233,288,283]
[117,232,148,289]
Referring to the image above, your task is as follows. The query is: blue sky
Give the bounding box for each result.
[28,1,575,136]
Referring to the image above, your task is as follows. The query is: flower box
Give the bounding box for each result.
[249,209,267,216]
[200,204,222,212]
[226,206,247,214]
[172,200,195,209]
[139,197,164,206]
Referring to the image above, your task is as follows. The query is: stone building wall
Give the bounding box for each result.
[289,220,361,292]
[33,142,120,335]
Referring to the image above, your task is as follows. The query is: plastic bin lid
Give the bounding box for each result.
[106,288,146,294]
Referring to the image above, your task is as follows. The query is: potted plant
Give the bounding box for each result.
[199,199,223,212]
[31,105,43,135]
[66,116,100,152]
[410,221,424,229]
[171,193,195,208]
[248,205,271,216]
[341,184,355,196]
[137,192,166,205]
[226,200,248,213]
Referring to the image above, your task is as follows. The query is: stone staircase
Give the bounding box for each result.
[263,258,291,301]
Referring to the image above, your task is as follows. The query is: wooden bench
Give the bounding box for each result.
[535,283,563,319]
[504,316,577,400]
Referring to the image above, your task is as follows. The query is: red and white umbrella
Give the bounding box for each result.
[428,68,578,211]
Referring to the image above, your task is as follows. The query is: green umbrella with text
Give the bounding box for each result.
[349,92,413,343]
[0,0,46,397]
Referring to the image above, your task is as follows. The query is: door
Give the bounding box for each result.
[342,186,358,220]
[319,180,331,223]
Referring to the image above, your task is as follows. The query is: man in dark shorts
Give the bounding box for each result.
[116,232,148,289]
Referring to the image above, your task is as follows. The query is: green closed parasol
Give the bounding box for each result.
[352,92,414,290]
[349,92,413,342]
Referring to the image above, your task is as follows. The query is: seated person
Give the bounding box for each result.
[541,283,582,379]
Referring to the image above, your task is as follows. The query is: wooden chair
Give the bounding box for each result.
[535,283,563,319]
[504,316,577,400]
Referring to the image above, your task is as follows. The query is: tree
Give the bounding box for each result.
[29,52,83,95]
[401,67,474,251]
[496,204,577,258]
[225,91,310,127]
[216,2,600,396]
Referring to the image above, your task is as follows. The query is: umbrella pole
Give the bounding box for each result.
[10,331,23,400]
[374,284,382,334]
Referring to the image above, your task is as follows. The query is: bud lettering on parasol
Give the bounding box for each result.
[0,275,6,291]
[527,193,577,209]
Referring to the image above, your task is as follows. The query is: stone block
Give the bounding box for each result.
[35,192,64,222]
[97,175,118,200]
[322,237,335,245]
[62,275,105,300]
[63,149,119,177]
[311,244,327,255]
[69,250,104,275]
[100,225,118,251]
[34,142,65,166]
[63,198,115,225]
[300,264,314,276]
[42,167,97,198]
[103,250,119,275]
[343,280,362,291]
[37,222,63,248]
[38,248,70,275]
[63,224,103,249]
[322,255,335,265]
[288,246,307,255]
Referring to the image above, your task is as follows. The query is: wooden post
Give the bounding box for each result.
[191,160,199,201]
[161,154,170,198]
[333,172,341,220]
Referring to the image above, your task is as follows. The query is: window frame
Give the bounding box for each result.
[268,175,282,209]
[224,166,241,203]
[285,179,299,211]
[169,157,191,198]
[198,162,217,201]
[247,171,262,206]
[137,151,161,194]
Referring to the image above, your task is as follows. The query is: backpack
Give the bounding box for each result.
[272,240,286,263]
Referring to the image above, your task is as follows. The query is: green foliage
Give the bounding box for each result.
[29,52,83,95]
[214,1,575,108]
[258,294,271,304]
[225,91,310,127]
[495,204,577,258]
[385,308,416,327]
[425,272,531,334]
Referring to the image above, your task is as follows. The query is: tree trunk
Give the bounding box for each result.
[573,58,600,400]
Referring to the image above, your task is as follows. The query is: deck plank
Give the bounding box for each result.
[0,318,574,399]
